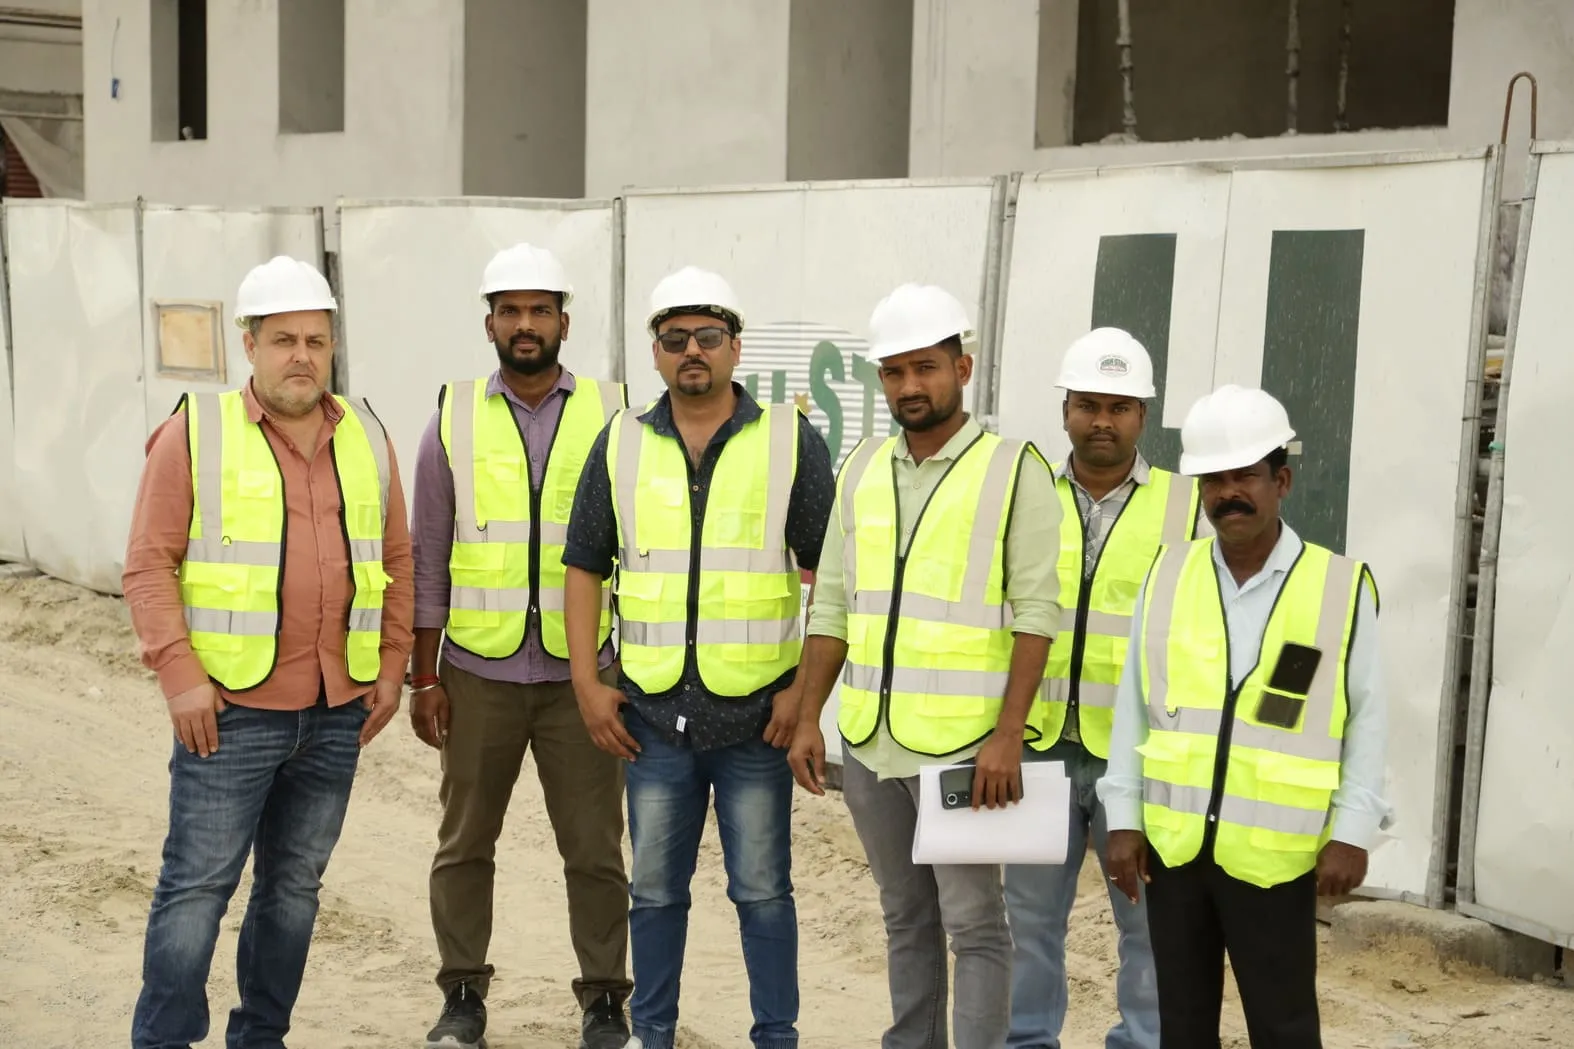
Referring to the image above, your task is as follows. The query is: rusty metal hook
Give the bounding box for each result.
[1500,71,1539,145]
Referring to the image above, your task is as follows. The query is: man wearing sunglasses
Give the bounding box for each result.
[561,265,836,1049]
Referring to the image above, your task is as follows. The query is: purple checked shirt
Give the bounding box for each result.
[411,367,615,684]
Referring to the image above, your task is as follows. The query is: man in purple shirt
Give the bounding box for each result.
[409,243,631,1049]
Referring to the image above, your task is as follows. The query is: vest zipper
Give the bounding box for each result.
[684,452,702,664]
[506,389,569,637]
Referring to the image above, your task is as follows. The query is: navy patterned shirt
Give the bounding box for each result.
[562,383,836,751]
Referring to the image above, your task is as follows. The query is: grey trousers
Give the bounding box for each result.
[842,752,1013,1049]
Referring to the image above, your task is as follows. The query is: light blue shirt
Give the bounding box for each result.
[1096,521,1394,851]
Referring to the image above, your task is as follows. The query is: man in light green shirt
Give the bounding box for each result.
[786,282,1062,1049]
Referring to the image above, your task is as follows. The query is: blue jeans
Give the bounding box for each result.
[624,706,798,1049]
[1003,741,1159,1049]
[131,696,367,1049]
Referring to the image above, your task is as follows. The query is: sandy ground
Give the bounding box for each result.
[0,573,1568,1049]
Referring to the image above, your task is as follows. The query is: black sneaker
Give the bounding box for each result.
[426,983,487,1049]
[579,991,631,1049]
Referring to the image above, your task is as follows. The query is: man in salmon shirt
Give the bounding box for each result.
[121,255,414,1049]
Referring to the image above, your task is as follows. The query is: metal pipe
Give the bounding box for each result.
[1286,0,1301,135]
[610,196,626,384]
[1429,142,1505,909]
[1457,135,1541,908]
[1116,0,1137,141]
[1334,0,1354,131]
[976,172,1017,431]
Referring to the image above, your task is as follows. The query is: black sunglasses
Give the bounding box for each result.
[655,326,731,353]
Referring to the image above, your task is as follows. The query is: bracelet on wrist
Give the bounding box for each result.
[410,674,440,689]
[410,682,441,695]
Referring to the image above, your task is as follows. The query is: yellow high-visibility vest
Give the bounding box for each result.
[178,389,391,691]
[836,431,1044,756]
[606,403,801,695]
[1031,465,1199,757]
[439,375,624,659]
[1136,538,1369,889]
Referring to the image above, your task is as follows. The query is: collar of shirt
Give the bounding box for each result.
[637,381,762,442]
[893,414,983,464]
[242,379,343,426]
[485,365,576,410]
[1053,451,1151,491]
[1211,519,1304,601]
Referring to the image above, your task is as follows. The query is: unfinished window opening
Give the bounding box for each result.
[150,0,208,142]
[279,0,346,134]
[1063,0,1455,145]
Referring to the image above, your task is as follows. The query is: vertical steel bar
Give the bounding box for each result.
[1334,0,1354,131]
[1116,0,1137,140]
[1286,0,1301,134]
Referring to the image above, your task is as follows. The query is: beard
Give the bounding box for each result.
[674,359,714,396]
[893,388,962,433]
[496,331,562,376]
[257,372,324,418]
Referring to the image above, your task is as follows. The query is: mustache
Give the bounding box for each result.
[509,333,541,347]
[1212,499,1255,518]
[897,397,931,409]
[679,359,709,371]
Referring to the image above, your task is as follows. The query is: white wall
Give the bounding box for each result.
[81,0,464,221]
[786,0,912,181]
[585,0,790,196]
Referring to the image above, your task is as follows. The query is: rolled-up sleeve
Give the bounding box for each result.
[561,423,619,579]
[805,488,848,641]
[1097,578,1151,832]
[1001,452,1062,640]
[1329,578,1393,850]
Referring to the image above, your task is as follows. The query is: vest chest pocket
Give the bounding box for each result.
[450,542,509,589]
[484,455,525,483]
[1242,750,1342,813]
[347,499,382,538]
[1137,731,1213,788]
[235,468,279,513]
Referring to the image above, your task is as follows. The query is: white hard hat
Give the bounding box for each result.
[479,242,574,307]
[234,255,336,329]
[647,266,744,334]
[1054,327,1156,398]
[866,283,977,362]
[1178,384,1297,476]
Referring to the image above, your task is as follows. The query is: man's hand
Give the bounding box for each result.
[575,678,639,760]
[1106,829,1150,904]
[1316,841,1369,897]
[787,718,827,795]
[970,730,1025,810]
[360,676,402,747]
[410,683,450,750]
[763,682,801,749]
[168,681,225,758]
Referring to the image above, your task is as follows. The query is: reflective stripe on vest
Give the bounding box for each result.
[439,375,624,659]
[607,403,801,696]
[1136,538,1366,889]
[179,390,390,691]
[836,431,1043,757]
[1031,465,1198,757]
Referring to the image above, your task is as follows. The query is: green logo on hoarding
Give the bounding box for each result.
[739,321,898,465]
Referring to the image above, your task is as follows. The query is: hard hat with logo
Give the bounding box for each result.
[1054,327,1156,398]
[234,255,337,330]
[647,266,744,334]
[1178,384,1297,476]
[479,242,574,306]
[866,283,977,362]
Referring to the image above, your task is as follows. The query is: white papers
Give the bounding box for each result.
[911,762,1072,866]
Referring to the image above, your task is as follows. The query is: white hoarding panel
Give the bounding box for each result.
[1471,149,1574,944]
[0,222,23,563]
[140,205,321,426]
[338,199,617,502]
[996,166,1232,465]
[1213,158,1488,899]
[622,181,997,464]
[4,202,145,594]
[624,181,1000,765]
